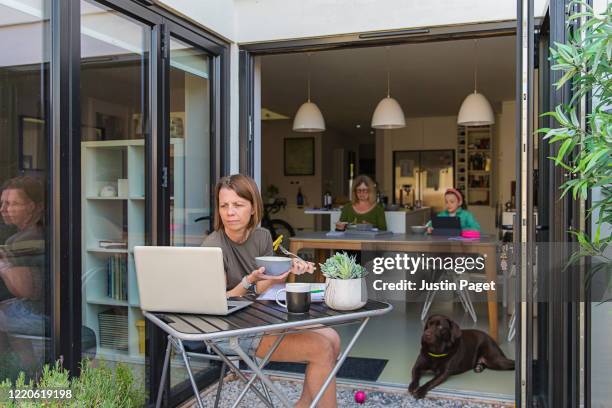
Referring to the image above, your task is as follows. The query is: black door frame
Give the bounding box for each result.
[524,0,590,407]
[153,19,228,407]
[54,1,230,406]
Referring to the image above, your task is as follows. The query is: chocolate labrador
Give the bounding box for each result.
[409,314,514,399]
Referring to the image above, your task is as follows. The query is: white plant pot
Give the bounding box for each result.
[324,278,367,311]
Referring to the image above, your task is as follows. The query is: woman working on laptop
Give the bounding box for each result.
[202,174,341,408]
[426,188,480,234]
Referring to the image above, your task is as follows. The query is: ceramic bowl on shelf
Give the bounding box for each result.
[99,184,118,197]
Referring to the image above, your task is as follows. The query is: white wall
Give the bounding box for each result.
[157,0,235,41]
[157,0,549,44]
[260,120,330,231]
[234,0,548,43]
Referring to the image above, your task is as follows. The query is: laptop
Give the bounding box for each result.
[133,246,252,315]
[431,216,462,236]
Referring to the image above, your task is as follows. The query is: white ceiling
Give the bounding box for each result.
[261,35,516,136]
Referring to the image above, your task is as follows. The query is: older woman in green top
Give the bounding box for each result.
[426,188,480,233]
[335,175,387,231]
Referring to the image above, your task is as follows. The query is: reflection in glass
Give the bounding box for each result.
[168,36,215,389]
[169,37,211,247]
[80,0,149,394]
[0,1,50,380]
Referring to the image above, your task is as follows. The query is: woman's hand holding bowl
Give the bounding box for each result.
[249,267,290,282]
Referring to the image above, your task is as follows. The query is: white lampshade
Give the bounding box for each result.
[371,96,406,129]
[292,101,325,132]
[457,91,495,126]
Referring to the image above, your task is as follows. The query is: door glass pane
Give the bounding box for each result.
[167,36,214,389]
[0,0,50,380]
[80,0,150,396]
[169,37,211,247]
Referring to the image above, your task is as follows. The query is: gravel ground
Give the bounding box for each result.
[188,376,513,408]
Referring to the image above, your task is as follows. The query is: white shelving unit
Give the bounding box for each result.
[81,138,184,362]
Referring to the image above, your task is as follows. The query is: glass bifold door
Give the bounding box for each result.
[78,1,218,405]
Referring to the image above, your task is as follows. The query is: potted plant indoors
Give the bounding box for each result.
[320,252,368,310]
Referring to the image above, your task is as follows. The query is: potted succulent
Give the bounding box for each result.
[320,252,368,311]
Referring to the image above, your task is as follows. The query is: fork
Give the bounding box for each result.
[277,244,317,271]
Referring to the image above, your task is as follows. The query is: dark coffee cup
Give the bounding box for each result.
[276,283,311,314]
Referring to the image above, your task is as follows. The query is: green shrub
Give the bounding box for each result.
[540,1,612,297]
[0,360,145,407]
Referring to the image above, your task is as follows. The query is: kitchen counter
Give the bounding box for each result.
[304,207,431,233]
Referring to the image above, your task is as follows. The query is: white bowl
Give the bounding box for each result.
[410,225,427,234]
[255,256,292,276]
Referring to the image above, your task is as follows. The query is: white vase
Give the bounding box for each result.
[324,278,367,311]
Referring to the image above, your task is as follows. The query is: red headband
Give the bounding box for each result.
[445,188,463,206]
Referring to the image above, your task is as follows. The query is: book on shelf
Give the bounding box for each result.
[99,240,127,249]
[107,254,128,301]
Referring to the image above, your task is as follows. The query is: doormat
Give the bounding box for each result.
[240,357,388,382]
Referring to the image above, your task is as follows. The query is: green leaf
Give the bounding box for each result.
[557,138,575,162]
[585,149,609,173]
[556,68,577,89]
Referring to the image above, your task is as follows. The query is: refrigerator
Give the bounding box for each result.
[392,150,455,212]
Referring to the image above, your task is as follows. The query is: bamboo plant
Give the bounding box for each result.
[540,1,611,298]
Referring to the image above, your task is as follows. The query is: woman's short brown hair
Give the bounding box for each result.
[1,176,44,204]
[213,174,263,232]
[351,174,377,205]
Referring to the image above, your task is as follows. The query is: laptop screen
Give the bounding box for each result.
[431,216,461,229]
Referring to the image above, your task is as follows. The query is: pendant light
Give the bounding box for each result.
[457,39,495,126]
[293,53,325,132]
[371,46,406,129]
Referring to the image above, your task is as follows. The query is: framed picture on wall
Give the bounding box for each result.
[18,116,46,171]
[284,137,314,176]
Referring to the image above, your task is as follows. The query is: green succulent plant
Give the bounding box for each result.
[319,252,368,280]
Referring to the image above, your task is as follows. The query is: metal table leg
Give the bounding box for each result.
[232,333,286,408]
[214,363,226,408]
[155,338,173,408]
[206,341,275,408]
[309,317,370,408]
[176,339,204,408]
[231,337,293,408]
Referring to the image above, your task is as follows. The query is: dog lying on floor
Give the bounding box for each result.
[408,314,515,399]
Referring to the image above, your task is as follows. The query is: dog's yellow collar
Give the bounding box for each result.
[427,352,449,358]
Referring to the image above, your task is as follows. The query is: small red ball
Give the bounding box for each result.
[354,390,366,404]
